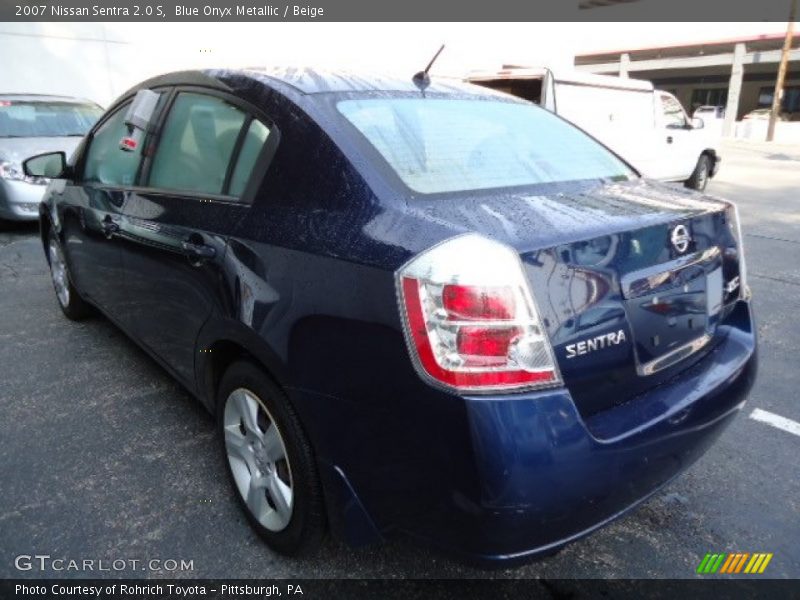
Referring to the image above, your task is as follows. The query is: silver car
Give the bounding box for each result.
[0,95,103,222]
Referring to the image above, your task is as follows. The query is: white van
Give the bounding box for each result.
[467,68,721,191]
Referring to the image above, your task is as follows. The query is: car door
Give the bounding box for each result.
[117,89,275,387]
[57,101,147,322]
[656,92,696,181]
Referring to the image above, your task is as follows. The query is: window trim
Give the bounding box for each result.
[222,114,253,195]
[139,85,280,206]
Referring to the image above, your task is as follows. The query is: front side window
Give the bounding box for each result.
[83,103,143,186]
[0,100,102,138]
[660,94,688,129]
[337,98,633,195]
[149,93,247,196]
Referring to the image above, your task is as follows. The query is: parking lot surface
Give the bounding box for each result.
[1,140,798,579]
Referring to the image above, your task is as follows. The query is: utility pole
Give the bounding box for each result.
[767,0,797,142]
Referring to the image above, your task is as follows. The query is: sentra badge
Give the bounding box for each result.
[566,330,627,359]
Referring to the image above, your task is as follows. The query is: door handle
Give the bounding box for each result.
[101,216,120,238]
[666,136,674,144]
[181,240,216,260]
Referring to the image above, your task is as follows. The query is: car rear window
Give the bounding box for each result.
[337,98,633,194]
[0,100,103,138]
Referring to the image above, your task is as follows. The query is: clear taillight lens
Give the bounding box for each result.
[726,203,749,300]
[396,234,561,393]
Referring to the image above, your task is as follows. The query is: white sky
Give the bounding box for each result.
[0,21,793,104]
[20,21,794,75]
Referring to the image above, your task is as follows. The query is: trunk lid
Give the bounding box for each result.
[404,179,744,415]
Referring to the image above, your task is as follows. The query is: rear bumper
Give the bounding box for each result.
[400,301,756,564]
[294,300,755,565]
[0,179,45,221]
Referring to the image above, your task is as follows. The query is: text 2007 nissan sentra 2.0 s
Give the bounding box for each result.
[24,69,756,564]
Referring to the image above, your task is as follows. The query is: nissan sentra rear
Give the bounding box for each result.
[33,70,756,565]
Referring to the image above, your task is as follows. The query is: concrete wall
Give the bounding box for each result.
[735,120,800,143]
[0,24,144,107]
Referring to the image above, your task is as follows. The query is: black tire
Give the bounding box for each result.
[46,229,93,320]
[685,154,710,191]
[217,360,326,556]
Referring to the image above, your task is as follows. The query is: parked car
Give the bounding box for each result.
[467,68,721,191]
[693,105,725,120]
[24,69,756,564]
[0,94,102,222]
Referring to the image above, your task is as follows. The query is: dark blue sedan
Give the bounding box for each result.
[24,68,756,564]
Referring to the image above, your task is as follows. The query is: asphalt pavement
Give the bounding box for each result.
[1,139,798,579]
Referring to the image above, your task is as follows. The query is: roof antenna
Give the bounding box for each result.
[413,44,445,91]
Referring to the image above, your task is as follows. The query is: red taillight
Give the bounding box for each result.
[457,326,522,363]
[397,235,561,393]
[442,284,515,320]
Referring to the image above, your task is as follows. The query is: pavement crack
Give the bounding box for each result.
[746,233,800,245]
[0,239,31,251]
[750,272,800,287]
[0,262,20,279]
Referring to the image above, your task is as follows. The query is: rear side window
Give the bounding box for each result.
[149,93,246,195]
[229,120,270,197]
[337,98,633,195]
[83,103,143,186]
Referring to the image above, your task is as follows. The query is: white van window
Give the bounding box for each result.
[660,95,688,129]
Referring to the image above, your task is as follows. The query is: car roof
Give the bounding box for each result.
[0,93,99,105]
[241,67,500,96]
[127,68,512,101]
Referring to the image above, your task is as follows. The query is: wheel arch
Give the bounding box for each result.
[701,148,718,160]
[38,205,54,258]
[195,318,290,416]
[700,148,720,180]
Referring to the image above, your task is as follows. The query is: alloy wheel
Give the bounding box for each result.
[223,388,294,531]
[48,238,70,308]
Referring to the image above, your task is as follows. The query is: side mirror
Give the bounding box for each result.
[691,117,705,130]
[23,151,68,179]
